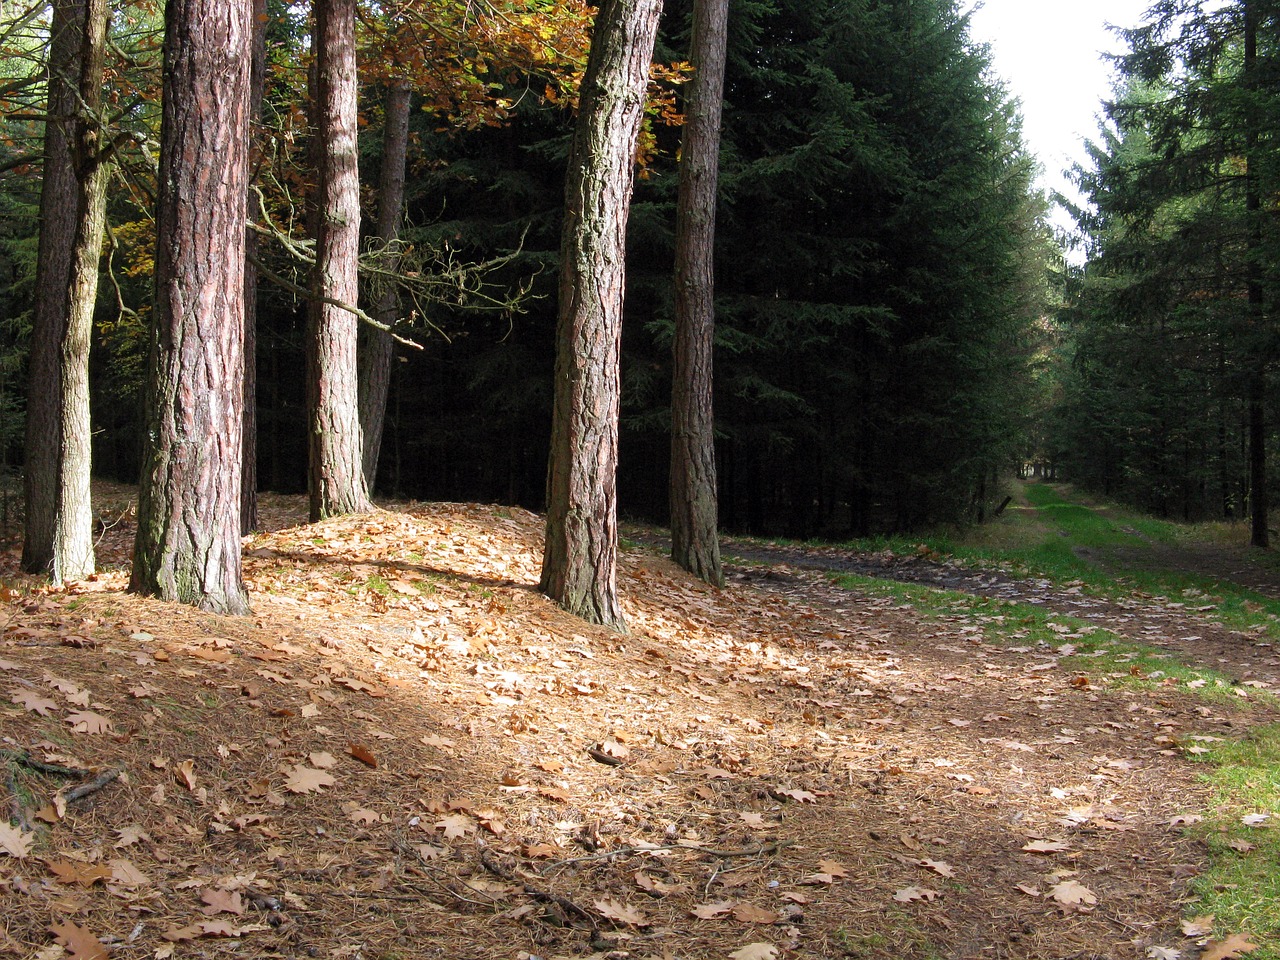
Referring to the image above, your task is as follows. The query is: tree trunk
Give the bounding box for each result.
[131,0,252,615]
[669,0,727,588]
[241,0,266,534]
[308,0,372,521]
[540,0,664,629]
[359,80,411,490]
[1244,0,1268,549]
[22,0,91,578]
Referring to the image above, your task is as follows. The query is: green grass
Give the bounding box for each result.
[1186,727,1280,957]
[828,572,1256,703]
[823,482,1280,644]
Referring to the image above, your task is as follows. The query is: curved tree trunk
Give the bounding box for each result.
[308,0,372,521]
[540,0,665,629]
[131,0,251,615]
[359,80,411,490]
[669,0,727,587]
[241,0,266,535]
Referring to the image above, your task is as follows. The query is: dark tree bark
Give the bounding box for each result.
[23,0,109,582]
[540,0,665,629]
[131,0,252,615]
[241,0,266,535]
[669,0,727,587]
[358,80,411,490]
[1244,0,1268,548]
[308,0,372,521]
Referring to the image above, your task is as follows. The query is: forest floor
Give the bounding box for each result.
[2,481,1280,960]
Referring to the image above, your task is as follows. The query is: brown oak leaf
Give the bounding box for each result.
[284,765,336,794]
[64,710,112,734]
[1200,934,1260,960]
[49,921,109,960]
[0,823,34,858]
[594,898,650,926]
[10,688,58,716]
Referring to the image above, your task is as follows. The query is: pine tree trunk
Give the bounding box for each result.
[51,0,111,584]
[131,0,251,615]
[540,0,665,629]
[241,0,266,535]
[1244,0,1268,549]
[23,0,87,576]
[308,0,371,522]
[669,0,727,588]
[359,80,410,490]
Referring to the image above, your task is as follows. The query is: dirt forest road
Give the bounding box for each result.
[720,517,1280,699]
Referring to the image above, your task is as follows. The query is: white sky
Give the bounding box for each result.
[961,0,1153,237]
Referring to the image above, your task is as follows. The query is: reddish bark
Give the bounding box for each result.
[540,0,665,629]
[670,0,727,587]
[308,0,372,521]
[131,0,252,614]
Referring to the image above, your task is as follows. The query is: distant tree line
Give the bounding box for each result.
[1051,0,1280,545]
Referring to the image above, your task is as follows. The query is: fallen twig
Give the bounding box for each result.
[480,848,600,935]
[61,765,125,805]
[538,839,795,877]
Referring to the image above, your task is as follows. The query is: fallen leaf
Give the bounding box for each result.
[1146,948,1181,960]
[780,890,811,904]
[817,859,848,878]
[1048,879,1097,910]
[9,688,58,716]
[728,945,778,960]
[1181,916,1214,937]
[893,885,940,903]
[739,812,770,829]
[114,826,150,848]
[691,901,735,919]
[49,921,109,960]
[109,859,149,886]
[434,814,473,840]
[772,787,816,803]
[175,760,198,791]
[200,888,245,916]
[65,710,112,734]
[1240,814,1269,827]
[0,823,34,858]
[594,898,650,926]
[46,860,113,886]
[1015,883,1041,897]
[732,903,779,923]
[1021,839,1069,854]
[347,743,377,768]
[283,765,336,794]
[308,751,338,769]
[1200,934,1260,960]
[917,858,955,878]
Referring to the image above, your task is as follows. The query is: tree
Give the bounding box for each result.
[1055,0,1280,535]
[22,0,111,583]
[131,0,252,615]
[307,0,372,521]
[241,0,266,535]
[668,0,727,587]
[540,0,665,628]
[358,80,411,489]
